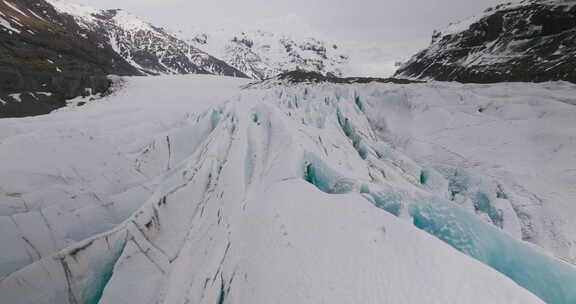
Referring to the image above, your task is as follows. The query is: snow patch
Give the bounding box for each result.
[8,93,21,102]
[0,15,20,33]
[4,1,28,17]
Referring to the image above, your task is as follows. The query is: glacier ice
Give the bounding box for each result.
[303,141,576,303]
[1,75,575,303]
[410,196,576,304]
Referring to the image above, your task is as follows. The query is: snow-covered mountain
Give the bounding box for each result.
[395,0,576,83]
[1,74,576,303]
[185,28,350,80]
[0,0,246,117]
[46,0,247,77]
[0,0,351,118]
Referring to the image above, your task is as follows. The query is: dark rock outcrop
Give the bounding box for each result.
[0,0,137,117]
[244,70,423,89]
[395,0,576,84]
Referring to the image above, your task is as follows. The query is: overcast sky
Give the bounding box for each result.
[74,0,510,76]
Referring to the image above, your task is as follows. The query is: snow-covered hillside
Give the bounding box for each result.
[395,0,576,83]
[186,28,350,79]
[1,75,575,303]
[46,0,247,77]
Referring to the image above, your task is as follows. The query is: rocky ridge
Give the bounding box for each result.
[395,0,576,83]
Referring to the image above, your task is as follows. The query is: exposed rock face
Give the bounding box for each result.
[243,70,423,89]
[0,0,247,118]
[188,29,350,80]
[395,0,576,84]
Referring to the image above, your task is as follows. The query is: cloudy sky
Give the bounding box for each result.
[74,0,510,76]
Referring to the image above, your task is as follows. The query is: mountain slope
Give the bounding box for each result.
[0,0,246,118]
[47,0,248,77]
[187,29,350,80]
[395,0,576,83]
[0,0,138,117]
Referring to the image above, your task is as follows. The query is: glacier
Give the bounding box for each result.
[0,75,575,303]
